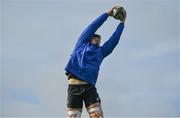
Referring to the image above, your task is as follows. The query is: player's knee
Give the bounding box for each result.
[87,104,103,118]
[67,109,82,118]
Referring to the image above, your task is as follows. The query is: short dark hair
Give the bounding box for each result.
[92,34,101,38]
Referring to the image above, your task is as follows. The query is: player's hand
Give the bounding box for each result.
[107,7,115,16]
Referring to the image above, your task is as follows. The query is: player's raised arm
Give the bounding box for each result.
[73,13,108,51]
[101,6,126,58]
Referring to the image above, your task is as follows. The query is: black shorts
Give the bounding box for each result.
[67,84,101,108]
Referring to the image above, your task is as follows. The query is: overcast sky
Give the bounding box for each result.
[1,0,180,117]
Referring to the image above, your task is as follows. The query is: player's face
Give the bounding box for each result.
[90,37,101,47]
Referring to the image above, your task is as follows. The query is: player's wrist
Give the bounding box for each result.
[107,7,114,16]
[120,18,126,23]
[107,12,112,16]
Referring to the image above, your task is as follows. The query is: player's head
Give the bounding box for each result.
[90,34,101,47]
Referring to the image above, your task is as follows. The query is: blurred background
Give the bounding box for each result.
[1,0,180,117]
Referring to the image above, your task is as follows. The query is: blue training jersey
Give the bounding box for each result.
[65,13,124,85]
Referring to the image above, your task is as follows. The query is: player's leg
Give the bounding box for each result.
[84,84,103,118]
[67,84,84,118]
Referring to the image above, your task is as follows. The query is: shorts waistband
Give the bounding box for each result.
[68,83,95,87]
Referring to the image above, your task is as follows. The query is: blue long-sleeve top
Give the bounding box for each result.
[65,13,124,85]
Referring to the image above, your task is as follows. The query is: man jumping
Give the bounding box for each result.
[65,6,126,118]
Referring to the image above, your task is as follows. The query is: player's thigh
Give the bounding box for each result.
[67,84,84,108]
[67,84,84,117]
[84,85,101,108]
